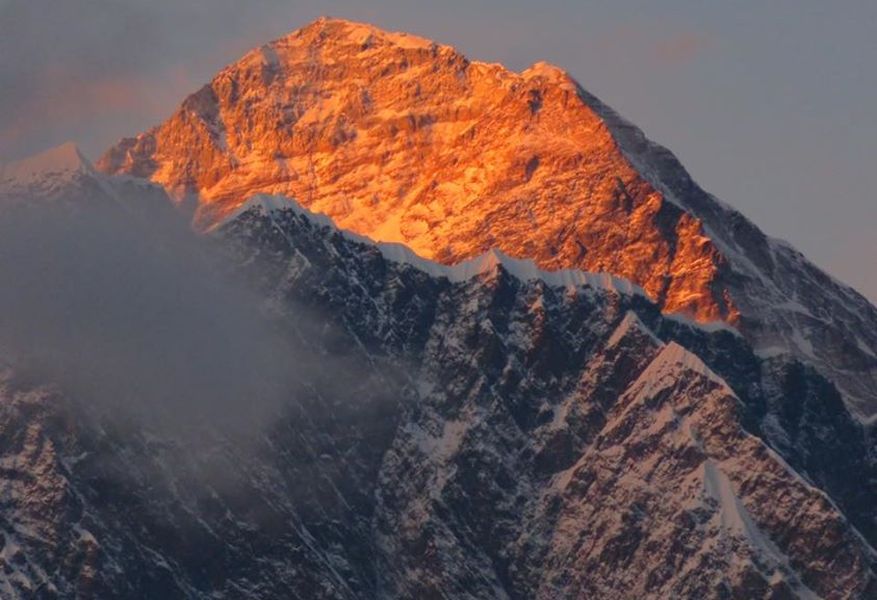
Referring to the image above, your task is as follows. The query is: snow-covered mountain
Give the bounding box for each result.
[0,141,180,224]
[98,17,877,422]
[1,150,876,596]
[218,197,877,599]
[1,15,876,599]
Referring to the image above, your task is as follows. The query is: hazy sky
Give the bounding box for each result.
[1,0,874,301]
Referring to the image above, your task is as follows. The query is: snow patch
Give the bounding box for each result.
[630,341,732,401]
[413,420,468,462]
[0,142,94,185]
[663,311,741,337]
[754,345,790,360]
[702,460,820,599]
[217,194,647,296]
[605,310,661,349]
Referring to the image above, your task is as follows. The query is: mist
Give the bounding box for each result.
[0,187,305,435]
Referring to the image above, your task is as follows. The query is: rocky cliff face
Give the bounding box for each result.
[4,15,877,598]
[0,187,875,598]
[97,17,735,324]
[97,17,877,420]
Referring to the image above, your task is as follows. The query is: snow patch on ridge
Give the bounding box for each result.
[218,194,647,295]
[606,311,660,349]
[630,341,732,400]
[0,142,95,185]
[663,311,741,337]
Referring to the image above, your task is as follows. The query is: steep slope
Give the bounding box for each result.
[0,161,875,597]
[0,142,179,225]
[0,346,406,598]
[97,17,877,420]
[217,198,877,598]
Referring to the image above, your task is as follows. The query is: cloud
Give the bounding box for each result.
[588,24,714,70]
[652,31,713,65]
[0,66,198,158]
[0,183,303,433]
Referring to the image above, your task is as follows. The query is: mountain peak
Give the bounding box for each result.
[2,142,94,185]
[98,18,877,418]
[522,61,578,87]
[283,16,440,52]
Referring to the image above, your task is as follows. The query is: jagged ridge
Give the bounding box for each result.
[96,17,877,420]
[0,161,875,597]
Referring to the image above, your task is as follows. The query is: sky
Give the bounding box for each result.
[1,0,874,301]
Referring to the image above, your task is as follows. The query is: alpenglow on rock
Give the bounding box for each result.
[98,17,877,420]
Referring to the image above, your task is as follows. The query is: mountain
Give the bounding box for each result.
[0,141,178,224]
[0,156,875,595]
[219,197,877,598]
[1,15,876,599]
[1,142,93,184]
[97,17,877,421]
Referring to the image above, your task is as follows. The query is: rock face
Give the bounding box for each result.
[3,15,877,597]
[97,18,734,323]
[97,17,877,420]
[0,188,876,598]
[221,200,877,589]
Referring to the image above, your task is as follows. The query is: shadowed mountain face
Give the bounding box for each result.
[97,17,877,420]
[0,177,875,597]
[217,200,877,599]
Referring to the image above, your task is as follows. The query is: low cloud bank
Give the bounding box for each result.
[0,191,301,432]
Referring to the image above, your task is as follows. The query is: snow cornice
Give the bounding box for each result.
[219,194,648,296]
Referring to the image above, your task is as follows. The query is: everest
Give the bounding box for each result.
[0,16,875,600]
[98,17,877,423]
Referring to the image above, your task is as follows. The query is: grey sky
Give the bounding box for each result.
[1,0,874,301]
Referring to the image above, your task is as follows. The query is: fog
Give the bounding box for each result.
[0,188,304,434]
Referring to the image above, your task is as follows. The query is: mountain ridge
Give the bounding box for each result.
[96,17,877,420]
[1,157,876,596]
[97,17,736,321]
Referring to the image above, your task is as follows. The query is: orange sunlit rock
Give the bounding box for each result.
[98,17,738,323]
